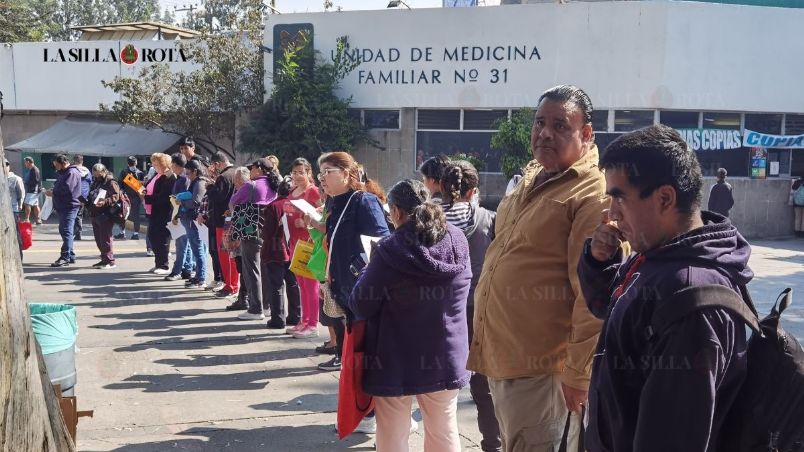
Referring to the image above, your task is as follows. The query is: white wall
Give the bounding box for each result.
[0,40,199,111]
[263,2,804,111]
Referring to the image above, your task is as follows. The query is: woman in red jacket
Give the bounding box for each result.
[284,158,323,338]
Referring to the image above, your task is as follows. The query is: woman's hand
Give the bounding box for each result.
[294,218,305,228]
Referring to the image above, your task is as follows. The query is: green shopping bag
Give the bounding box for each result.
[307,227,328,282]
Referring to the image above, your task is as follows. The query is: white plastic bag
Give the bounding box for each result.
[40,196,54,221]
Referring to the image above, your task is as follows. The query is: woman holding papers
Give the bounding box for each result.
[141,153,176,275]
[310,151,390,372]
[348,179,471,452]
[87,164,121,269]
[284,158,322,339]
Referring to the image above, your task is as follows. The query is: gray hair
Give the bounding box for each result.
[92,163,108,176]
[233,166,250,183]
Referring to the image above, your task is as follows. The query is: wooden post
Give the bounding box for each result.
[0,119,75,450]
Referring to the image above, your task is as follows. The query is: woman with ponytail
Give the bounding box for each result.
[349,179,471,452]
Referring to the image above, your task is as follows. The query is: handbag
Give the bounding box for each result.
[307,226,328,282]
[289,240,316,280]
[337,320,375,439]
[321,282,345,319]
[230,183,263,241]
[18,221,33,250]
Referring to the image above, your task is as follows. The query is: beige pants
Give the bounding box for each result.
[374,389,461,452]
[795,207,804,232]
[488,375,581,452]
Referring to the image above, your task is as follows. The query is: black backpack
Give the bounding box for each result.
[650,285,804,452]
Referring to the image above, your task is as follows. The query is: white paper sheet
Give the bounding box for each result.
[195,221,209,249]
[166,220,186,239]
[360,235,382,262]
[94,189,107,205]
[289,199,322,222]
[280,214,290,245]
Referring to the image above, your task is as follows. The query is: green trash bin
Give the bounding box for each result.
[29,303,78,396]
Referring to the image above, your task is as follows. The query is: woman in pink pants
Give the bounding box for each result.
[285,158,323,338]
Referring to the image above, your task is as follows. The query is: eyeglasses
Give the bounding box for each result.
[291,170,307,176]
[317,168,343,180]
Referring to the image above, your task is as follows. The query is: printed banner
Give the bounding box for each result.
[677,129,742,151]
[743,130,804,149]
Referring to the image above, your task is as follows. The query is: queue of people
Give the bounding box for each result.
[26,84,799,451]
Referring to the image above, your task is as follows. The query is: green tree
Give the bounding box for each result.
[0,0,58,42]
[491,108,534,179]
[238,35,374,170]
[101,0,264,156]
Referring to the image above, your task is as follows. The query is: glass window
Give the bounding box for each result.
[702,112,741,130]
[463,110,508,130]
[768,150,790,177]
[785,114,804,135]
[347,108,362,123]
[745,114,782,135]
[595,133,623,155]
[614,110,654,132]
[364,110,400,129]
[417,110,460,130]
[416,131,499,172]
[695,149,749,178]
[591,110,608,132]
[660,111,699,129]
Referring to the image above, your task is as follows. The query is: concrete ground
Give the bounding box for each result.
[21,223,804,452]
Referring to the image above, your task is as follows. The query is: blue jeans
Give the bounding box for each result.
[57,207,79,261]
[187,220,208,283]
[171,218,194,275]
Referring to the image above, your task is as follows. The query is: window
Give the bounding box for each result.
[364,110,400,129]
[660,111,699,129]
[702,112,740,130]
[786,114,804,135]
[768,150,791,177]
[591,110,608,132]
[416,131,499,173]
[595,133,622,155]
[347,109,361,122]
[695,149,750,178]
[463,110,508,130]
[417,110,460,130]
[614,110,654,132]
[745,114,782,135]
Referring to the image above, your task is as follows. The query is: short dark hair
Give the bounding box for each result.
[184,159,203,174]
[210,151,229,163]
[72,154,84,164]
[600,124,703,215]
[181,136,195,147]
[52,154,70,165]
[418,154,451,181]
[127,156,138,166]
[538,85,593,125]
[277,176,293,198]
[171,153,187,168]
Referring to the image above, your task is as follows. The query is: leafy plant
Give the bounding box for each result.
[491,108,533,179]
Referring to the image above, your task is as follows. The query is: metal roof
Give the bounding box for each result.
[72,22,201,40]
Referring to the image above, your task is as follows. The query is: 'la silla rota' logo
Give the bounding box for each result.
[43,45,190,64]
[121,44,138,65]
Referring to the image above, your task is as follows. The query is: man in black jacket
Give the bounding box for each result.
[707,167,735,218]
[579,125,751,452]
[206,152,239,298]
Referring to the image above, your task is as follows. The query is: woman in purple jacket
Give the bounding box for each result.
[349,179,471,452]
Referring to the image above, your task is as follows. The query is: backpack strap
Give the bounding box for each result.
[648,284,762,341]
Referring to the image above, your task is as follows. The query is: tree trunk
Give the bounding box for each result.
[0,121,75,451]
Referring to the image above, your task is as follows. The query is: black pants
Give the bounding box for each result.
[73,206,85,238]
[129,195,142,233]
[148,216,171,269]
[261,261,290,323]
[208,223,223,282]
[235,256,248,303]
[284,267,301,325]
[467,304,502,452]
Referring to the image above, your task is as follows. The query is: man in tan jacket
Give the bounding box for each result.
[468,85,616,451]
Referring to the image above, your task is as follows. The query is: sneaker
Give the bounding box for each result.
[285,324,305,334]
[186,281,206,289]
[184,278,199,287]
[50,259,70,268]
[181,271,195,280]
[225,301,248,311]
[146,249,155,257]
[216,288,237,298]
[153,268,171,275]
[114,233,126,240]
[35,219,42,225]
[317,356,341,372]
[354,416,376,434]
[164,273,182,281]
[207,281,225,291]
[266,319,286,330]
[238,311,265,320]
[131,233,140,240]
[91,261,106,269]
[292,326,319,339]
[101,263,117,269]
[315,343,337,355]
[68,258,76,264]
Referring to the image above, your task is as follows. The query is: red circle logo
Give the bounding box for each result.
[121,44,138,65]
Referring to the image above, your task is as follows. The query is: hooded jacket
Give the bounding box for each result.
[348,222,472,397]
[578,211,752,452]
[77,165,92,199]
[53,165,83,211]
[444,202,496,307]
[87,174,121,218]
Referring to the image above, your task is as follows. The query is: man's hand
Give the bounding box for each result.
[590,209,623,262]
[562,382,588,413]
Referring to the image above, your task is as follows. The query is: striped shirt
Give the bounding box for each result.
[442,201,474,233]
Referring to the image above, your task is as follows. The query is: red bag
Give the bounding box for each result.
[18,221,32,250]
[337,320,374,439]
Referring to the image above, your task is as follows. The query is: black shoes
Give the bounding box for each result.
[266,319,286,330]
[50,258,70,267]
[225,301,248,311]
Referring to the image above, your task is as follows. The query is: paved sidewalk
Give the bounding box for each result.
[21,224,804,451]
